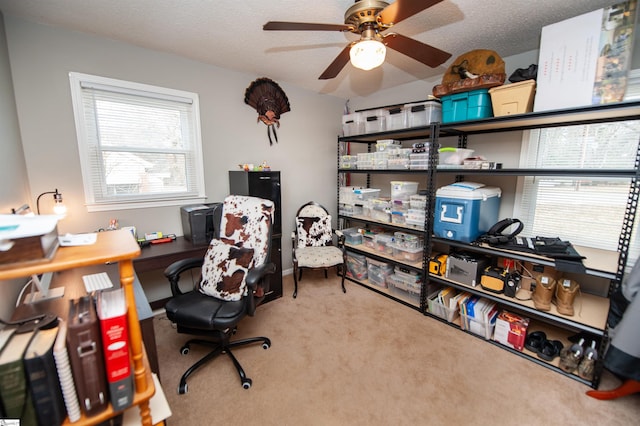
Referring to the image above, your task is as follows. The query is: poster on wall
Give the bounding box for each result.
[534,0,637,111]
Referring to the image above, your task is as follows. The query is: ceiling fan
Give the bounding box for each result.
[263,0,452,79]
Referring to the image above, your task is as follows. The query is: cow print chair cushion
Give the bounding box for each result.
[199,239,255,301]
[296,215,333,248]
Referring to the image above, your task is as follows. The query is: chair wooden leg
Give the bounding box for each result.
[586,379,640,400]
[293,265,299,298]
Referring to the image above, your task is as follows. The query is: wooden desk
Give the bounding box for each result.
[134,237,209,310]
[134,236,209,273]
[1,230,154,426]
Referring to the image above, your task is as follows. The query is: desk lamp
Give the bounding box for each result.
[36,188,67,216]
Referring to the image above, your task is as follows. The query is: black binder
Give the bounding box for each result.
[67,296,109,417]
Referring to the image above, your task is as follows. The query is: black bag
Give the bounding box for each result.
[508,64,538,82]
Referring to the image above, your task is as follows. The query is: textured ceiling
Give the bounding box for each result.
[0,0,619,99]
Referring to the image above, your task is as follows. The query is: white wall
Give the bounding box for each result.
[3,16,345,286]
[0,12,31,319]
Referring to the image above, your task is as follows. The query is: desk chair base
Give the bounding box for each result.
[177,334,271,394]
[292,266,346,298]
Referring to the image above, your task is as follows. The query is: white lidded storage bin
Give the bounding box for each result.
[386,105,408,130]
[342,112,364,136]
[405,100,442,127]
[362,108,388,133]
[434,182,501,243]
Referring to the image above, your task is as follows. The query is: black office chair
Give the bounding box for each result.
[164,195,276,394]
[291,201,346,298]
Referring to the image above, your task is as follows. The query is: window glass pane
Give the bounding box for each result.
[69,72,205,209]
[518,120,640,263]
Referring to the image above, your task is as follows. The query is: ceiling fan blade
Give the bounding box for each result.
[383,33,451,68]
[377,0,444,26]
[319,45,352,80]
[264,21,353,32]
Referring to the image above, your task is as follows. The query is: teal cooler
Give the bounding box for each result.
[441,89,493,123]
[434,182,501,243]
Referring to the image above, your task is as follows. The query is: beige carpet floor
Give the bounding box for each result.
[153,272,640,426]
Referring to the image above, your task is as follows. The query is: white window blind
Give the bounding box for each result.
[69,72,205,211]
[516,120,640,263]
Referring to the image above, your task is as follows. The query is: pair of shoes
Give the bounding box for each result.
[586,379,640,400]
[524,331,563,361]
[532,275,581,316]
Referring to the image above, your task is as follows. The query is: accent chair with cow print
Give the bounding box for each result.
[291,201,346,298]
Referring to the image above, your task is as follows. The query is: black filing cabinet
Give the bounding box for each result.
[229,170,282,302]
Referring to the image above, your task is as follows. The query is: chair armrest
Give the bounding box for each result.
[164,257,205,297]
[246,262,277,316]
[333,229,346,248]
[246,262,277,290]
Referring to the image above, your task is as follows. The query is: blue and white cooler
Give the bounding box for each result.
[434,182,501,243]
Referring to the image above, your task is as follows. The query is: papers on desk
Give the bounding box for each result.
[59,233,98,246]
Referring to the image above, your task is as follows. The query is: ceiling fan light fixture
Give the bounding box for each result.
[349,39,386,71]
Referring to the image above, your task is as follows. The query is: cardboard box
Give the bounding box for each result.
[488,80,536,116]
[493,311,530,351]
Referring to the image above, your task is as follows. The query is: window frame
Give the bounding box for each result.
[69,72,206,212]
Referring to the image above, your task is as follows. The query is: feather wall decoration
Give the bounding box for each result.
[244,77,291,145]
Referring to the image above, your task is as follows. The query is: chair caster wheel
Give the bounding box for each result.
[178,383,188,394]
[242,379,252,389]
[180,346,189,355]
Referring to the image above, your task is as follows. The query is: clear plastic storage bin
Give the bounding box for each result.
[340,155,358,169]
[367,258,394,288]
[391,244,423,263]
[362,108,388,133]
[428,293,460,323]
[385,106,408,130]
[405,100,442,127]
[374,234,395,255]
[387,273,421,304]
[391,181,419,200]
[346,252,367,280]
[342,112,364,136]
[460,313,496,340]
[341,228,363,245]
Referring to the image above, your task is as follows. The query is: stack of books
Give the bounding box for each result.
[0,288,133,425]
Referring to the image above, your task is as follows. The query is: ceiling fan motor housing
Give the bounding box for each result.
[344,0,389,29]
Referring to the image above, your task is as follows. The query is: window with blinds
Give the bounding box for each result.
[69,72,205,211]
[515,120,640,263]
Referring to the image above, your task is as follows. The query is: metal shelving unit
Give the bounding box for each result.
[337,100,640,389]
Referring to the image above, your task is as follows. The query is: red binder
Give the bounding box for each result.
[97,288,133,411]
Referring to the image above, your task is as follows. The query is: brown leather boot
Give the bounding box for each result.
[532,276,556,311]
[554,278,579,316]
